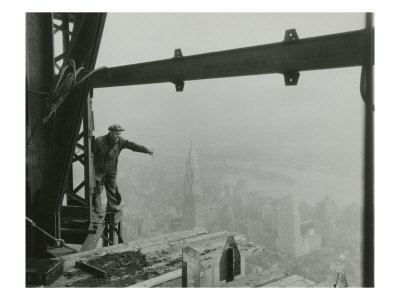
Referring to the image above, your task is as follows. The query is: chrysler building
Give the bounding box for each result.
[183,141,203,229]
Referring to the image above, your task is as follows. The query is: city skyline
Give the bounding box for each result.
[116,145,362,285]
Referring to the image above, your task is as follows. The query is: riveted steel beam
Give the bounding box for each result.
[90,28,373,89]
[26,13,55,257]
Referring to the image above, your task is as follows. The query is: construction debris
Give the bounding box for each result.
[69,250,152,287]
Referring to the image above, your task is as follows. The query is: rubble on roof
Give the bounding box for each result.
[50,228,264,287]
[51,228,315,288]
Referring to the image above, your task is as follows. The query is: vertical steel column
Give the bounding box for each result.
[102,226,109,247]
[56,14,72,236]
[64,15,73,206]
[26,13,54,256]
[66,171,75,205]
[63,14,84,208]
[102,223,115,246]
[65,95,92,208]
[109,222,116,244]
[362,12,374,288]
[61,14,70,54]
[85,93,95,213]
[36,13,106,240]
[117,223,123,243]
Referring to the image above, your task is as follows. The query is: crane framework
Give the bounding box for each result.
[25,13,374,286]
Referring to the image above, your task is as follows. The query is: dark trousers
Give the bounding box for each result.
[92,172,119,212]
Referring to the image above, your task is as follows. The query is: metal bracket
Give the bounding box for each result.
[173,81,185,92]
[360,65,367,102]
[282,29,299,86]
[283,72,300,86]
[173,49,185,92]
[284,29,299,41]
[174,48,183,59]
[172,49,185,92]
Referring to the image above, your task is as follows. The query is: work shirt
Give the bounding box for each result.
[93,133,151,174]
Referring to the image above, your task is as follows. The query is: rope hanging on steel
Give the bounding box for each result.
[26,59,106,145]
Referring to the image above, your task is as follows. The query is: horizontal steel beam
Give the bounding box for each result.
[65,191,87,206]
[90,28,373,89]
[61,206,89,220]
[61,228,96,234]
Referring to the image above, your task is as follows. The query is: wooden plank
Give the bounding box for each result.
[80,222,106,252]
[261,275,315,288]
[60,229,208,269]
[128,269,182,288]
[221,267,288,287]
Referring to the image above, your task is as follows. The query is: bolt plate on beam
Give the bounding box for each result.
[174,48,183,59]
[284,29,299,41]
[283,72,300,86]
[173,81,184,92]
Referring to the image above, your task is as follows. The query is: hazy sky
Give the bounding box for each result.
[93,13,365,176]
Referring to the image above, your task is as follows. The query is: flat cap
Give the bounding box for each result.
[108,124,125,132]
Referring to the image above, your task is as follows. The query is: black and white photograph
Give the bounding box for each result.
[24,11,375,289]
[15,0,400,293]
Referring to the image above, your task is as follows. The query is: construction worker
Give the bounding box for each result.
[92,124,153,217]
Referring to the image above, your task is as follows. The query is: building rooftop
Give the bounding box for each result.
[51,228,262,287]
[50,228,315,288]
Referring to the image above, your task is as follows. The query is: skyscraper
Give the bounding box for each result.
[183,141,203,229]
[315,195,339,247]
[276,195,303,258]
[233,179,247,220]
[262,202,278,232]
[276,195,321,257]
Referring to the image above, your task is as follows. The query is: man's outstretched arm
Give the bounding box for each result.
[121,138,153,155]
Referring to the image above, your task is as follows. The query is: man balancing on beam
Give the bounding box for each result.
[92,124,153,218]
